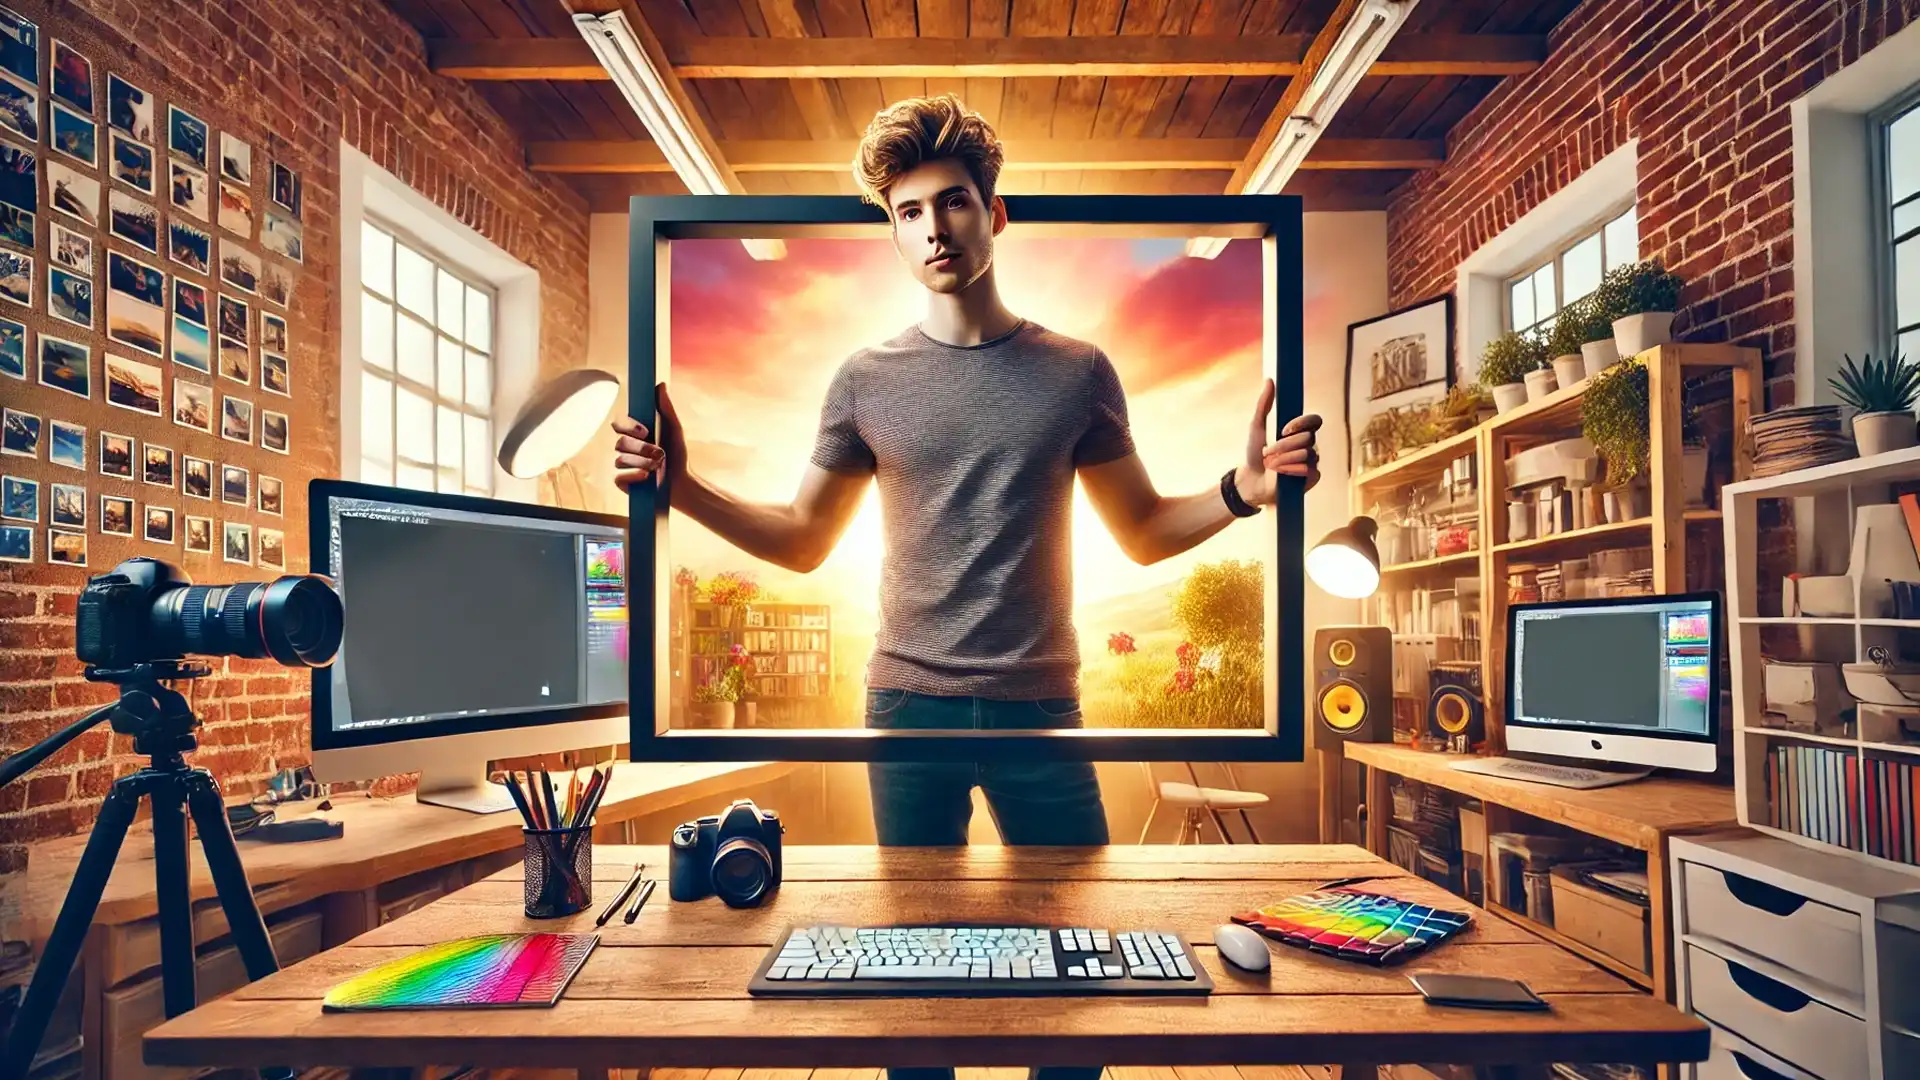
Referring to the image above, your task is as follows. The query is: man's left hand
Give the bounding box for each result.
[1237,378,1321,506]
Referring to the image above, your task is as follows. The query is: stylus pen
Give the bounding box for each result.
[598,862,645,926]
[623,878,656,924]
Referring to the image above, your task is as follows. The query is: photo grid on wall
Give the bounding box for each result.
[0,3,301,572]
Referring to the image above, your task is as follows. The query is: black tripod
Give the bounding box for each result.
[1,661,287,1080]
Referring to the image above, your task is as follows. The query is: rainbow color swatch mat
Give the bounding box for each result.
[322,933,599,1011]
[1231,887,1471,965]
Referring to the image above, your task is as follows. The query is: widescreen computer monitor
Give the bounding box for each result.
[309,479,629,812]
[1505,592,1721,773]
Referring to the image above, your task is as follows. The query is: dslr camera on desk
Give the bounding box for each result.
[669,798,784,907]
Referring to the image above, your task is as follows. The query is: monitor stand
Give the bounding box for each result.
[416,756,519,814]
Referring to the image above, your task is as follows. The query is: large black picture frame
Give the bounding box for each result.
[626,194,1306,762]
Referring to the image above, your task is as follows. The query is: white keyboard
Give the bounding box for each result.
[1449,756,1651,789]
[748,924,1213,997]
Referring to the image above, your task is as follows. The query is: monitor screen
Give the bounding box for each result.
[1508,594,1718,741]
[310,481,628,748]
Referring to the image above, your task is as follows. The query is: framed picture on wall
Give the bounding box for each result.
[1343,294,1454,471]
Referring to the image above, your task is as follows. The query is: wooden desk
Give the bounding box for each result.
[145,844,1708,1079]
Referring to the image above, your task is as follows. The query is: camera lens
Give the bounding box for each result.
[153,575,343,667]
[711,836,774,907]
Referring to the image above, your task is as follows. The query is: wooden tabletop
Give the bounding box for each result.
[1343,742,1737,850]
[23,761,794,934]
[145,844,1708,1074]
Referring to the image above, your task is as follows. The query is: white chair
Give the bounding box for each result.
[1136,762,1268,844]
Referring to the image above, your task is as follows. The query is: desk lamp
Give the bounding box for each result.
[497,368,622,508]
[1306,516,1381,599]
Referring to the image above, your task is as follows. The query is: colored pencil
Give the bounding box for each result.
[539,770,561,831]
[502,772,536,829]
[565,771,580,827]
[597,862,644,926]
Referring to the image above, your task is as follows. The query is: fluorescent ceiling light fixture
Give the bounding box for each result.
[575,12,785,261]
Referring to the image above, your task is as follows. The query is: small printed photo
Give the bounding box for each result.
[261,312,287,353]
[1,474,35,520]
[50,105,96,167]
[270,161,300,218]
[168,105,207,169]
[0,314,19,378]
[261,262,291,308]
[220,244,261,294]
[257,473,282,515]
[38,334,89,400]
[173,374,212,433]
[218,337,249,385]
[1,406,40,456]
[144,504,174,544]
[49,527,86,566]
[109,190,159,253]
[220,462,248,504]
[107,74,153,143]
[260,409,288,454]
[169,219,210,275]
[0,7,36,89]
[0,523,28,562]
[47,161,98,226]
[50,482,84,527]
[222,520,249,566]
[169,160,208,221]
[48,265,92,329]
[182,455,211,499]
[258,527,283,570]
[106,352,164,416]
[0,77,36,142]
[261,213,303,263]
[99,431,133,477]
[109,247,165,306]
[99,493,131,535]
[0,203,26,249]
[221,394,252,443]
[174,278,207,326]
[261,351,288,396]
[0,248,28,306]
[219,132,249,184]
[0,140,34,215]
[106,290,164,358]
[183,514,211,553]
[48,418,83,470]
[110,133,154,194]
[52,222,91,274]
[217,181,252,237]
[142,441,173,487]
[171,316,210,374]
[50,40,91,113]
[217,293,247,342]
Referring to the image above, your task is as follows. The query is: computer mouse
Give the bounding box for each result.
[1213,924,1272,972]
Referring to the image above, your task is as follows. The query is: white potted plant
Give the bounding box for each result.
[1829,351,1920,456]
[1608,260,1686,357]
[1547,300,1592,390]
[1480,330,1545,413]
[1574,280,1625,377]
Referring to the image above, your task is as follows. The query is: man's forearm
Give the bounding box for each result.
[1126,486,1239,565]
[669,470,830,573]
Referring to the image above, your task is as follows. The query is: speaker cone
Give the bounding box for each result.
[1432,690,1472,734]
[1320,681,1366,731]
[1327,638,1357,667]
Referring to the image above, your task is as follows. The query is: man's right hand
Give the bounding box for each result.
[612,383,682,492]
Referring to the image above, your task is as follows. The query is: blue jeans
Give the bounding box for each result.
[866,690,1108,1080]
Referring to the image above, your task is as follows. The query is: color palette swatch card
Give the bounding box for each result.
[322,933,599,1011]
[1231,887,1471,965]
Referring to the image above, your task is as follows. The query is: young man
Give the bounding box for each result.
[613,95,1317,1073]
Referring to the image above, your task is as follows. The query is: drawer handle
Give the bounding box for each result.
[1725,958,1812,1013]
[1730,1050,1794,1080]
[1721,870,1809,917]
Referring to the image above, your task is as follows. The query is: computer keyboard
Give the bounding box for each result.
[748,924,1214,997]
[1449,756,1651,789]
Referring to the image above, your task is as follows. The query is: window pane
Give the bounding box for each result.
[1897,197,1919,240]
[1533,263,1558,319]
[1605,208,1639,270]
[1899,236,1920,328]
[396,384,433,464]
[361,295,393,370]
[1509,277,1534,331]
[396,461,435,492]
[361,373,392,464]
[436,269,465,336]
[437,404,461,472]
[395,242,434,319]
[360,457,391,486]
[1901,327,1920,365]
[465,350,490,411]
[437,335,463,400]
[1562,233,1604,304]
[1892,106,1920,207]
[361,223,393,298]
[437,466,462,493]
[464,415,492,491]
[396,313,434,387]
[466,286,491,351]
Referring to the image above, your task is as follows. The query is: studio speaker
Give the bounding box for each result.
[1312,626,1394,750]
[1427,661,1486,749]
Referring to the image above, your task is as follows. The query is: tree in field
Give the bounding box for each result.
[1171,559,1264,647]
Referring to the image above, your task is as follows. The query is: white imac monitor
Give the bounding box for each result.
[309,480,630,812]
[1505,592,1721,773]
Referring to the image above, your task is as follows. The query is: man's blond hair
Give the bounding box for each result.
[853,95,1004,212]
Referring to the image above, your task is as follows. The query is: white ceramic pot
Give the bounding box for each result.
[1683,444,1709,508]
[1524,368,1558,401]
[1852,410,1918,456]
[1612,312,1676,357]
[1581,338,1619,378]
[1492,382,1529,413]
[1552,354,1587,389]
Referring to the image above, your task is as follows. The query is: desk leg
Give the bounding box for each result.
[1649,835,1674,1003]
[1318,750,1342,844]
[1365,767,1389,857]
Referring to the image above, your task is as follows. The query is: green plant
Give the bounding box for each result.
[1583,273,1630,336]
[1827,352,1920,414]
[1479,330,1549,386]
[1171,559,1264,647]
[1550,294,1618,356]
[1582,358,1651,486]
[1607,259,1685,316]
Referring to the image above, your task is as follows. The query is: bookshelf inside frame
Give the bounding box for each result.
[672,578,835,722]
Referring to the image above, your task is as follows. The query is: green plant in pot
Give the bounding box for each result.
[1547,298,1600,389]
[1582,358,1651,519]
[1565,285,1626,377]
[1606,260,1686,356]
[1480,330,1551,412]
[1829,352,1920,456]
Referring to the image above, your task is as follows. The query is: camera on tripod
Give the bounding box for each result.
[76,556,342,673]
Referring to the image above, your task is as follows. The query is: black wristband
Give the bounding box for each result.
[1221,468,1260,518]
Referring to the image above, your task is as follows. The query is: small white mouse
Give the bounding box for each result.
[1213,923,1272,972]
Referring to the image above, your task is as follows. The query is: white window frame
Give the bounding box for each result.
[1874,86,1920,362]
[1502,203,1638,338]
[337,143,540,503]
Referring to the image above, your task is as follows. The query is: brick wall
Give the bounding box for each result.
[0,0,591,870]
[1386,0,1919,394]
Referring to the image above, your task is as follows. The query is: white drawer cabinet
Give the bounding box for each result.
[1672,832,1920,1080]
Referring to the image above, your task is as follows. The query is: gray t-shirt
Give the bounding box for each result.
[810,319,1135,700]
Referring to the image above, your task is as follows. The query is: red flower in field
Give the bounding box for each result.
[1165,668,1196,696]
[1175,641,1199,669]
[1108,632,1136,655]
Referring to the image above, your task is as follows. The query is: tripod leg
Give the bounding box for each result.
[150,781,200,1018]
[2,782,141,1080]
[182,770,281,982]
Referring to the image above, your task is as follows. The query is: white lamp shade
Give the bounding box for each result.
[1305,542,1381,599]
[497,369,622,478]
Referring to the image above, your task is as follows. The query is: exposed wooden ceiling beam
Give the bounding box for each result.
[526,137,1442,173]
[426,33,1544,81]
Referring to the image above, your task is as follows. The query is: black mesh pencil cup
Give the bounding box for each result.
[523,825,594,918]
